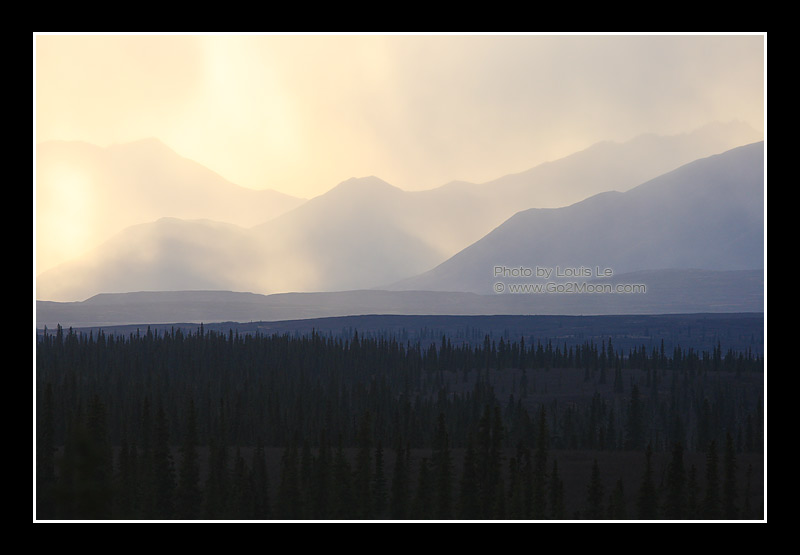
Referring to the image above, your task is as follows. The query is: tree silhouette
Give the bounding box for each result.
[36,382,56,519]
[625,384,645,450]
[608,478,626,520]
[151,399,175,519]
[637,443,658,519]
[701,440,721,519]
[276,437,301,519]
[663,442,686,519]
[35,321,763,520]
[722,432,738,519]
[390,439,410,520]
[585,459,605,519]
[353,411,373,519]
[458,434,479,519]
[549,459,565,520]
[175,398,201,519]
[431,413,453,519]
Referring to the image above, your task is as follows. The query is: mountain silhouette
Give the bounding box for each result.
[390,141,764,294]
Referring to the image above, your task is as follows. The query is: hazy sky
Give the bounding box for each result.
[35,33,765,199]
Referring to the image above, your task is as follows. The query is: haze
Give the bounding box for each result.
[35,34,764,199]
[34,33,765,299]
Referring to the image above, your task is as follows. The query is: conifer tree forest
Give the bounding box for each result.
[35,323,764,520]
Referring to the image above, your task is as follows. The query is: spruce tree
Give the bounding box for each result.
[389,439,409,519]
[300,439,314,518]
[516,441,533,519]
[116,432,139,519]
[175,398,202,519]
[412,458,432,519]
[458,434,480,519]
[86,394,113,518]
[36,382,56,519]
[702,440,721,519]
[506,455,522,519]
[742,463,754,520]
[494,474,507,520]
[637,443,658,519]
[353,411,373,519]
[276,438,301,519]
[57,398,114,519]
[686,464,698,519]
[606,407,617,451]
[475,405,494,517]
[663,442,686,519]
[532,405,548,519]
[138,397,155,519]
[232,448,254,519]
[722,432,738,519]
[205,399,229,519]
[625,384,645,451]
[373,440,388,518]
[251,441,271,519]
[475,404,505,518]
[431,413,453,520]
[332,437,354,519]
[585,459,605,520]
[548,459,565,520]
[608,478,626,520]
[310,431,330,519]
[152,399,175,519]
[56,403,83,519]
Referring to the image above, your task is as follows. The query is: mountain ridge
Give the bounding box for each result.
[36,124,764,302]
[36,268,763,328]
[36,138,307,273]
[388,141,764,294]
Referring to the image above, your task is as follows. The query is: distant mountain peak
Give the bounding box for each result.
[326,175,403,196]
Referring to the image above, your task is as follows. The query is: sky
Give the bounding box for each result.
[34,33,765,200]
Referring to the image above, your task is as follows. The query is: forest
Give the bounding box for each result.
[35,322,764,520]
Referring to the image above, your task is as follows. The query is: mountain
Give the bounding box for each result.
[36,268,763,328]
[447,120,762,206]
[35,172,452,300]
[251,176,446,292]
[35,123,763,302]
[35,175,452,301]
[251,120,764,275]
[408,120,763,250]
[36,138,306,273]
[35,217,272,302]
[390,141,764,294]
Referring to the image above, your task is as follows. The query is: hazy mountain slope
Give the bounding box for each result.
[474,121,761,204]
[403,120,762,255]
[35,123,763,302]
[35,218,270,301]
[244,121,763,290]
[252,176,445,292]
[36,138,305,273]
[35,178,447,300]
[390,142,764,294]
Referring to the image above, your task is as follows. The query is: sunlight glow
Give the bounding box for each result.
[36,167,96,271]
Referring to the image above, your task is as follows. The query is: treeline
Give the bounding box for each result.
[35,325,763,520]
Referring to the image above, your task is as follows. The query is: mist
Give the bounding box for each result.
[35,34,764,199]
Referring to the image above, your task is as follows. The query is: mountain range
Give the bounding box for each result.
[390,141,764,294]
[35,121,764,304]
[36,268,763,328]
[36,138,306,274]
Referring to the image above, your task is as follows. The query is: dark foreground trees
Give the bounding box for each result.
[35,325,763,520]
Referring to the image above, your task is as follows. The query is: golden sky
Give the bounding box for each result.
[34,33,765,199]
